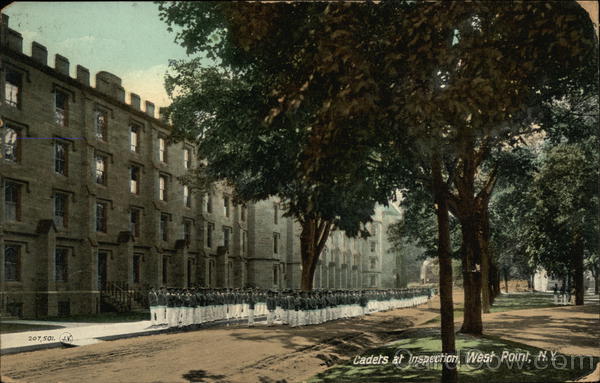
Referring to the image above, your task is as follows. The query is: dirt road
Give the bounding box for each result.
[0,302,440,383]
[2,292,598,383]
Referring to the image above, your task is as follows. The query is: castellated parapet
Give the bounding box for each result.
[0,14,159,118]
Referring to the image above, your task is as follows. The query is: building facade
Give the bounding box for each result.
[0,15,401,318]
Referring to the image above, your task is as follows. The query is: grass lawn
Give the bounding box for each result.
[490,292,559,313]
[423,292,559,325]
[0,323,64,334]
[310,328,598,383]
[39,311,149,323]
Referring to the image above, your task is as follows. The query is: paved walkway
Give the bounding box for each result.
[1,317,264,355]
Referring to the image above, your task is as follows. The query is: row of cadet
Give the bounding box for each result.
[148,287,436,328]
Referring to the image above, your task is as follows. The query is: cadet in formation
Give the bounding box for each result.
[149,287,436,329]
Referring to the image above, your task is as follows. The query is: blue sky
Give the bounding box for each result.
[3,1,191,107]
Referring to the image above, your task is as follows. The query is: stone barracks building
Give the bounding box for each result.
[0,15,403,318]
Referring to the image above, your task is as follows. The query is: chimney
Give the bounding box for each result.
[55,54,70,76]
[7,29,22,52]
[96,71,122,99]
[31,42,48,65]
[130,93,141,110]
[145,101,155,118]
[0,14,9,47]
[76,65,90,86]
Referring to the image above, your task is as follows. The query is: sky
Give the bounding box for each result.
[3,1,191,108]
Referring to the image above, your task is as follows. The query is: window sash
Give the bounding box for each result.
[183,186,191,207]
[4,245,20,281]
[130,126,139,152]
[54,193,67,228]
[4,183,20,221]
[54,92,68,126]
[206,223,213,248]
[184,222,192,242]
[55,248,68,282]
[159,138,166,162]
[159,176,167,201]
[95,156,106,184]
[223,227,230,249]
[96,203,106,232]
[55,143,67,175]
[130,167,139,194]
[130,210,140,237]
[95,111,107,140]
[3,128,18,162]
[4,82,20,107]
[160,214,168,241]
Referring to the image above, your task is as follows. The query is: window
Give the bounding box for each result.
[184,148,191,169]
[206,222,214,248]
[4,181,21,221]
[133,254,141,284]
[58,301,70,317]
[158,137,167,163]
[95,110,108,141]
[370,275,376,287]
[205,193,212,213]
[130,208,140,237]
[130,166,140,194]
[240,204,246,221]
[55,142,68,176]
[370,257,376,270]
[5,69,22,108]
[130,124,140,152]
[54,192,68,229]
[159,175,167,201]
[184,220,192,243]
[162,256,168,284]
[4,245,20,281]
[242,230,247,254]
[273,265,278,285]
[95,154,107,185]
[223,196,230,217]
[55,248,68,282]
[96,202,107,232]
[160,213,169,241]
[273,232,280,254]
[54,90,68,127]
[183,185,191,207]
[273,203,278,225]
[223,226,231,250]
[370,241,376,253]
[2,126,19,162]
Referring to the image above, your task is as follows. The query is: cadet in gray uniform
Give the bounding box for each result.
[148,288,158,326]
[247,291,256,326]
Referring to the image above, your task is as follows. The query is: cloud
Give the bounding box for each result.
[120,64,172,108]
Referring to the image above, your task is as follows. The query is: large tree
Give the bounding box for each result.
[158,3,394,291]
[158,2,596,381]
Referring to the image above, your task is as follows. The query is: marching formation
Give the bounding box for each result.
[148,287,435,329]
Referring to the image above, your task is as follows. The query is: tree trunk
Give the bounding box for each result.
[432,157,458,383]
[459,216,483,335]
[595,266,599,294]
[503,269,509,293]
[573,232,585,305]
[478,207,491,313]
[299,217,332,291]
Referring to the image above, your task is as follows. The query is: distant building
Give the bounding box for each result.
[0,14,402,318]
